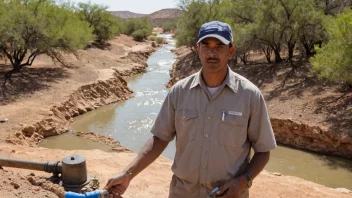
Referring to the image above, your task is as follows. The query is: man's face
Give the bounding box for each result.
[196,37,235,74]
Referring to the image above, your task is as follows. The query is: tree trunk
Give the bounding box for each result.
[240,54,247,65]
[287,43,295,63]
[302,42,315,57]
[261,47,272,63]
[274,49,282,63]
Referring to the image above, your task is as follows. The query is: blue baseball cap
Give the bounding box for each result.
[197,21,233,45]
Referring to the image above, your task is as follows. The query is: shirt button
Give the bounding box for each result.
[208,116,211,119]
[202,165,206,168]
[205,134,209,138]
[183,116,186,119]
[204,150,207,154]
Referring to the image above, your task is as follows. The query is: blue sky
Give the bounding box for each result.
[75,0,178,14]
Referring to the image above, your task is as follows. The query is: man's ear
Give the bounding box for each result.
[230,45,236,54]
[229,45,236,58]
[196,44,200,53]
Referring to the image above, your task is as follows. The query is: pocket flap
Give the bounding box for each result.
[223,114,247,126]
[176,110,198,121]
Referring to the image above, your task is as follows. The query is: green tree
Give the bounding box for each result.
[311,9,352,84]
[315,0,352,15]
[124,17,152,41]
[176,0,225,48]
[0,0,93,74]
[162,20,178,32]
[77,2,121,43]
[176,0,331,64]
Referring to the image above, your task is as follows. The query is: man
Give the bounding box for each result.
[104,21,277,198]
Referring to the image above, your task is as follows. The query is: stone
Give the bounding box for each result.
[270,172,282,176]
[10,182,20,189]
[340,133,352,144]
[22,126,36,137]
[335,188,351,193]
[0,118,9,123]
[312,129,320,134]
[15,132,22,138]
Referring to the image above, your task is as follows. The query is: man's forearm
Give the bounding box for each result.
[246,151,270,180]
[123,136,169,179]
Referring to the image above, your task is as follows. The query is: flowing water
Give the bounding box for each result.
[40,34,352,190]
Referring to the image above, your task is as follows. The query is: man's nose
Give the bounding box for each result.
[206,47,218,55]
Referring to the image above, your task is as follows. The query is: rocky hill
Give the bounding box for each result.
[110,8,182,26]
[110,11,147,19]
[148,8,182,19]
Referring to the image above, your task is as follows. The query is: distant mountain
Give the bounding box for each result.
[110,11,147,19]
[110,8,183,26]
[148,8,183,19]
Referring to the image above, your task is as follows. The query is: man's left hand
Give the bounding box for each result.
[215,175,247,198]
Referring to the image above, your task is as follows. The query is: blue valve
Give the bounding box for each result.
[64,190,109,198]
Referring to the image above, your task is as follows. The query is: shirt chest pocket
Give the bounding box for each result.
[175,110,197,142]
[218,114,248,147]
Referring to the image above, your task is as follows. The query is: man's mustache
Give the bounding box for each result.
[206,57,220,62]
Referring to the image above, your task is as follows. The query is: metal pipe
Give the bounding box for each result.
[0,157,62,174]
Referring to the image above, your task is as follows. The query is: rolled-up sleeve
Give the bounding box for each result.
[150,90,176,142]
[248,91,277,152]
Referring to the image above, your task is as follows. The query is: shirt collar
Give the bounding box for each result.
[190,66,238,93]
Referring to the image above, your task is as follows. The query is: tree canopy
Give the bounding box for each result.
[175,0,351,83]
[0,0,93,73]
[77,2,122,43]
[311,9,352,83]
[0,0,154,73]
[124,17,153,41]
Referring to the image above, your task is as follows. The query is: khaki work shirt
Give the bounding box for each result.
[151,67,277,198]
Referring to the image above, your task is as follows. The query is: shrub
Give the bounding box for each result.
[132,29,149,41]
[155,37,164,44]
[148,36,156,41]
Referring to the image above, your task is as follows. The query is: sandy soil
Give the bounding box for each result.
[0,144,351,198]
[0,36,351,197]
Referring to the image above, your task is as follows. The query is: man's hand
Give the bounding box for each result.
[104,171,132,198]
[215,175,247,198]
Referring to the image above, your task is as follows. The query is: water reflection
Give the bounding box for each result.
[265,145,352,189]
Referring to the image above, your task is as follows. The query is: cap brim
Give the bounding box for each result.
[197,34,230,45]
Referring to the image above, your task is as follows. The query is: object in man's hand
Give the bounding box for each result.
[208,186,220,198]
